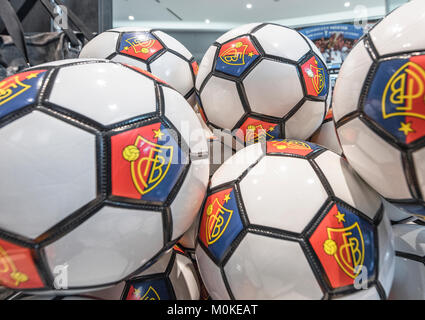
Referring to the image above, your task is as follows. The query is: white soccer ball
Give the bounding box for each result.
[0,59,208,293]
[196,140,395,300]
[196,23,331,148]
[79,27,198,106]
[332,0,425,218]
[389,223,425,300]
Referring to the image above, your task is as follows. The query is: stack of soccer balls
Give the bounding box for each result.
[0,0,424,301]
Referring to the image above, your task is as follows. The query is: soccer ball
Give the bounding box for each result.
[0,59,209,292]
[195,23,331,147]
[310,109,343,155]
[79,27,198,106]
[196,140,394,300]
[389,223,425,300]
[88,247,200,300]
[332,0,425,218]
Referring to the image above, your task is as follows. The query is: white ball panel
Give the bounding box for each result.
[45,207,163,287]
[89,282,126,300]
[162,86,208,155]
[153,30,193,60]
[210,143,264,189]
[370,0,425,57]
[111,54,148,71]
[332,41,372,122]
[200,76,245,128]
[171,158,209,241]
[195,46,217,90]
[310,121,343,155]
[150,52,193,96]
[224,233,323,299]
[285,100,324,140]
[169,254,200,300]
[47,62,156,125]
[240,156,328,234]
[79,32,119,59]
[254,25,310,61]
[390,257,425,300]
[243,60,303,118]
[333,287,380,300]
[0,111,96,239]
[195,245,230,300]
[413,147,425,199]
[216,23,261,44]
[139,250,173,276]
[377,213,395,296]
[337,118,411,200]
[301,34,326,62]
[393,224,425,257]
[178,213,200,250]
[315,151,382,220]
[383,199,412,222]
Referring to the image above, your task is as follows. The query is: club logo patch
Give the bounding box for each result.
[237,117,280,144]
[309,204,375,289]
[215,37,260,77]
[111,122,187,202]
[126,278,171,300]
[266,139,322,157]
[199,188,243,260]
[119,32,164,61]
[0,70,47,120]
[0,239,43,289]
[301,56,329,98]
[364,55,425,144]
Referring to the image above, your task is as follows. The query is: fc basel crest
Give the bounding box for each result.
[199,188,243,260]
[215,37,260,77]
[0,239,43,289]
[237,117,280,143]
[125,278,171,300]
[119,32,164,61]
[364,55,425,144]
[111,122,186,202]
[309,204,375,289]
[266,139,322,157]
[0,70,46,120]
[301,56,329,98]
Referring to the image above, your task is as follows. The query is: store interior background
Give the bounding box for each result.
[4,0,410,62]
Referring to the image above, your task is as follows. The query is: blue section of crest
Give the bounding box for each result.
[141,125,187,202]
[337,205,375,278]
[314,55,330,98]
[127,277,171,300]
[0,71,46,120]
[207,189,243,261]
[215,54,259,77]
[364,59,408,143]
[119,32,156,49]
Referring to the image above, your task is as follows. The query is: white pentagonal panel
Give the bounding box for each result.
[169,254,200,300]
[47,62,156,125]
[390,257,425,300]
[332,41,372,122]
[45,206,163,287]
[200,76,244,129]
[370,0,425,57]
[210,143,264,189]
[393,224,425,257]
[254,25,310,61]
[111,54,148,71]
[224,233,323,300]
[413,147,425,199]
[195,245,230,300]
[243,60,303,118]
[315,151,382,220]
[240,156,327,233]
[310,121,343,155]
[0,111,96,239]
[140,250,173,276]
[285,100,325,140]
[153,30,193,60]
[377,214,395,296]
[216,23,261,44]
[195,46,217,90]
[333,287,380,300]
[170,158,209,241]
[337,118,411,200]
[163,86,208,155]
[79,31,119,59]
[150,52,193,96]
